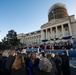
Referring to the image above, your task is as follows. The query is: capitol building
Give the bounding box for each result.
[17,3,76,46]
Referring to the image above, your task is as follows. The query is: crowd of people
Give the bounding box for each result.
[0,49,71,75]
[24,41,73,50]
[40,41,73,50]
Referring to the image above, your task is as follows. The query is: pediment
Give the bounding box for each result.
[41,17,69,28]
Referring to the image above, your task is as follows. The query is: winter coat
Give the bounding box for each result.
[11,65,27,75]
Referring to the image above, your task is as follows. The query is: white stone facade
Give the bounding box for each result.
[17,15,76,46]
[41,16,73,40]
[18,30,41,46]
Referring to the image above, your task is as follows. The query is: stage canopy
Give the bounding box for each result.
[42,39,48,42]
[62,36,72,40]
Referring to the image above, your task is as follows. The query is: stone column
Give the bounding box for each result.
[56,26,58,38]
[41,30,43,40]
[41,30,45,40]
[62,25,64,37]
[46,29,47,39]
[50,27,52,38]
[68,22,72,36]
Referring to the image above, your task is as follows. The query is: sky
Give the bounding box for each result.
[0,0,76,41]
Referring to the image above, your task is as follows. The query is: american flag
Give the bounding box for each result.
[51,10,54,13]
[51,10,55,19]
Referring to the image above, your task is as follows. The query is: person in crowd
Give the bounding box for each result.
[40,44,44,50]
[51,53,55,59]
[5,49,16,75]
[26,53,31,74]
[21,49,27,57]
[53,52,62,75]
[69,42,73,50]
[0,50,9,75]
[21,49,28,74]
[39,51,46,59]
[41,52,45,58]
[52,44,54,50]
[66,42,70,50]
[0,52,2,75]
[44,45,47,50]
[27,53,31,59]
[46,53,57,75]
[61,51,71,75]
[0,52,2,60]
[11,54,27,75]
[47,44,50,49]
[36,53,40,59]
[31,58,52,75]
[27,52,40,75]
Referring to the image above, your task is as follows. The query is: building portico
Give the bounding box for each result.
[41,19,73,43]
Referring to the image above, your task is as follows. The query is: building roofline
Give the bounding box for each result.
[25,30,41,35]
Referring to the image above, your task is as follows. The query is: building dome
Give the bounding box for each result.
[48,3,68,21]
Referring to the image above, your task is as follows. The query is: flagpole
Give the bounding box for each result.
[52,11,56,40]
[52,10,55,19]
